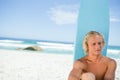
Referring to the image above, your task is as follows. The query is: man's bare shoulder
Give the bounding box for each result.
[101,56,116,66]
[73,57,87,70]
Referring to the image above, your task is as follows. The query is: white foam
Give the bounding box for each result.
[37,42,73,47]
[0,39,23,43]
[107,49,120,54]
[37,42,74,50]
[0,43,31,48]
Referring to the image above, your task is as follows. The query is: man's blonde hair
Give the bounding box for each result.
[82,31,105,53]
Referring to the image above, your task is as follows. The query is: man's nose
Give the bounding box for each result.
[96,44,101,49]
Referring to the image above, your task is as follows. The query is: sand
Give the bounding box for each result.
[0,49,119,80]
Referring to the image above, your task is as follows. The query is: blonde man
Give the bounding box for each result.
[68,31,116,80]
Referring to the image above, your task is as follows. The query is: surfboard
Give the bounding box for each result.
[74,0,109,61]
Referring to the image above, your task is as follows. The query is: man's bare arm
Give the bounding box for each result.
[104,59,117,80]
[68,61,86,80]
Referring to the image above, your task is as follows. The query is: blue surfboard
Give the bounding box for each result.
[74,0,109,61]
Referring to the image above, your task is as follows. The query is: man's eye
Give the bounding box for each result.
[93,43,96,45]
[98,42,101,45]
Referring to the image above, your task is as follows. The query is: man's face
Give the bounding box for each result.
[87,35,104,56]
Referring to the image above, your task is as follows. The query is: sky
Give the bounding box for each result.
[0,0,120,46]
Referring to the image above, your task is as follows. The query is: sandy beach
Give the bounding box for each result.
[0,49,73,80]
[0,49,120,80]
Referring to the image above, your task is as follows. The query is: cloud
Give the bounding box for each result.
[110,17,120,22]
[48,5,120,25]
[48,5,79,25]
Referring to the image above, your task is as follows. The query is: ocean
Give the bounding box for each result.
[0,37,120,58]
[0,37,74,54]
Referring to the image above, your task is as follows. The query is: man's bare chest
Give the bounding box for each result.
[86,62,107,79]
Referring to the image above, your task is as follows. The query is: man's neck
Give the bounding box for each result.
[86,54,102,63]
